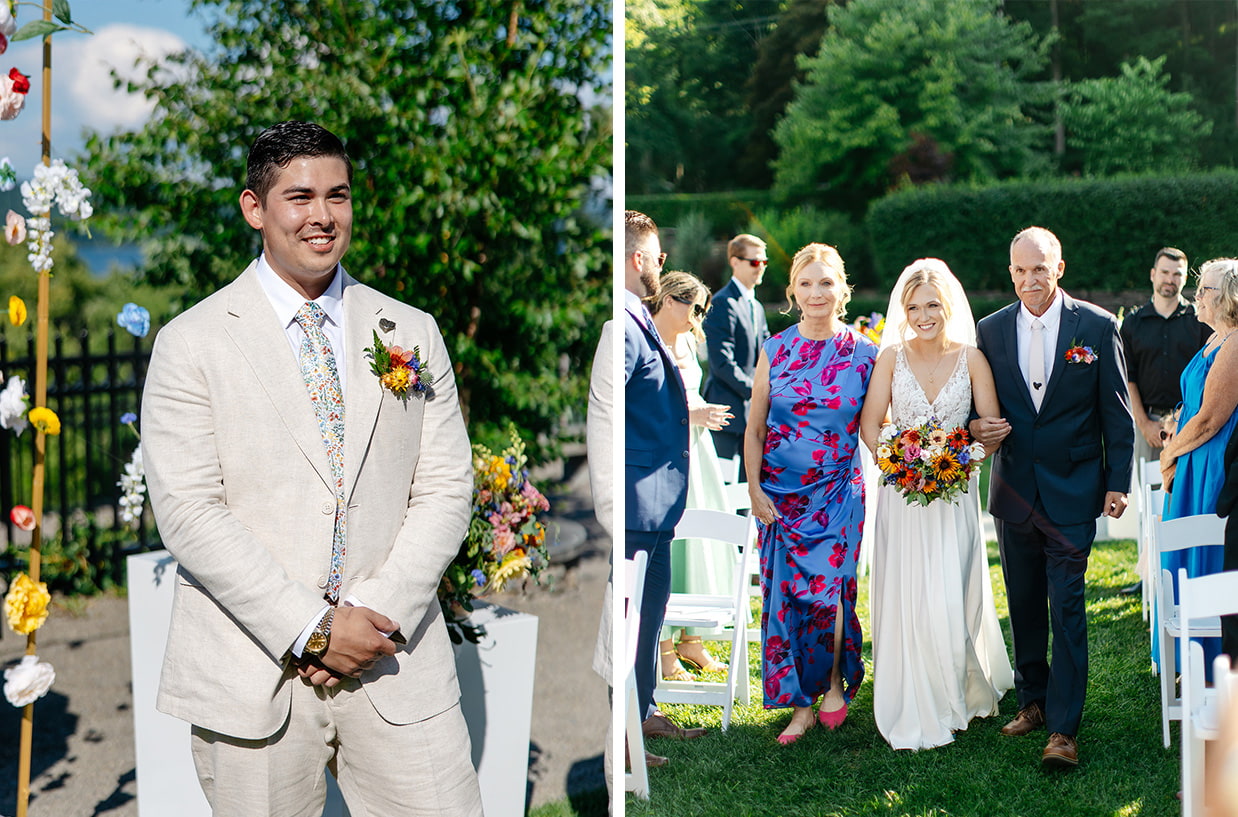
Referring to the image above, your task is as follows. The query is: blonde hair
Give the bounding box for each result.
[897,259,956,339]
[728,233,766,259]
[644,270,711,342]
[783,243,850,318]
[1200,258,1238,326]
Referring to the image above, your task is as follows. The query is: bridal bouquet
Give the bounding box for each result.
[438,428,551,642]
[875,417,986,506]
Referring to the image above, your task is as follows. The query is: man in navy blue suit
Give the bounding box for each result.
[971,226,1133,771]
[702,234,771,481]
[624,210,705,765]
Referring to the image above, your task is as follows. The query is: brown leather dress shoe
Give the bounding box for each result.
[642,710,708,740]
[1042,732,1079,769]
[1000,701,1046,736]
[624,741,670,769]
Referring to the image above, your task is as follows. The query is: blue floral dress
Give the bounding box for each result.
[758,324,877,709]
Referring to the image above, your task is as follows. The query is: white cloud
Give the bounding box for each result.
[0,24,186,177]
[69,23,187,129]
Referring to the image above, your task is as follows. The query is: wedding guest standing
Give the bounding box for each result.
[860,259,1013,751]
[703,234,771,480]
[971,226,1133,771]
[623,211,707,759]
[746,243,877,745]
[646,271,734,681]
[142,121,482,815]
[1158,258,1238,674]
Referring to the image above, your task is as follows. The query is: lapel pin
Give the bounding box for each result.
[379,318,396,333]
[1033,382,1043,390]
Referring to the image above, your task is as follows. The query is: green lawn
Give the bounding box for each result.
[627,538,1182,817]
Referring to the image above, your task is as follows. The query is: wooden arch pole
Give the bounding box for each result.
[16,1,55,814]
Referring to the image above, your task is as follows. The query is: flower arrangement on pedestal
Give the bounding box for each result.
[438,428,551,643]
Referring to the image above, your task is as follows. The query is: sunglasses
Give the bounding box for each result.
[640,249,668,269]
[670,294,706,319]
[736,257,768,268]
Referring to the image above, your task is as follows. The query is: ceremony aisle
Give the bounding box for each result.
[629,539,1182,817]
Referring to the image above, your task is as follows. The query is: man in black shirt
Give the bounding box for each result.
[1120,247,1210,469]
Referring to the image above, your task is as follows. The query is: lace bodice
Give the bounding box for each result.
[890,344,971,429]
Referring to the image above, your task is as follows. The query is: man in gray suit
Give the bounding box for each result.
[142,121,482,815]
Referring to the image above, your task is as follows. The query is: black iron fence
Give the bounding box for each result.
[0,329,157,590]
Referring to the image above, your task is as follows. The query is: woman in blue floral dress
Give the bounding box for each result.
[746,243,878,744]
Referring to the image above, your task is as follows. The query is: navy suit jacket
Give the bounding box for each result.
[1217,424,1238,517]
[702,278,770,431]
[977,293,1134,526]
[624,290,690,532]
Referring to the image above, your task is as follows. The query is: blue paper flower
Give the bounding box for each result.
[117,303,150,338]
[470,569,487,587]
[120,412,137,425]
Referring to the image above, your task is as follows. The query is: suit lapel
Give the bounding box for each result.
[223,264,334,489]
[1042,295,1080,408]
[341,275,386,500]
[626,297,687,400]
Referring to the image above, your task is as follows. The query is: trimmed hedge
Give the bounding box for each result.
[865,170,1238,292]
[626,189,777,238]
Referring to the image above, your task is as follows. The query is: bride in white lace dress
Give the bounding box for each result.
[859,259,1014,750]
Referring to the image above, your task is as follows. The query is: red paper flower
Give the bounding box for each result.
[9,68,29,95]
[10,505,35,531]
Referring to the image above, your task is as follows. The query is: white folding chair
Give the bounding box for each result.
[1141,485,1165,625]
[1154,514,1225,747]
[723,482,751,513]
[623,551,650,800]
[1177,568,1238,817]
[656,509,757,730]
[720,455,742,485]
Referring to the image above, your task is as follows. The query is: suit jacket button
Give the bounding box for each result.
[681,450,689,458]
[321,501,334,514]
[317,575,328,589]
[681,418,688,425]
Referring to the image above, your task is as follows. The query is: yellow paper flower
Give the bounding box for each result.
[28,407,60,436]
[8,296,26,327]
[5,573,51,635]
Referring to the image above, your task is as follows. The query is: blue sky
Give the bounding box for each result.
[2,0,212,177]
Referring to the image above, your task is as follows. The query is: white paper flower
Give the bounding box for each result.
[4,655,55,707]
[0,3,16,39]
[0,374,27,435]
[878,424,898,442]
[118,445,146,527]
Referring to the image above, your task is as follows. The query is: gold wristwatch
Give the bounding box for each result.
[304,608,335,657]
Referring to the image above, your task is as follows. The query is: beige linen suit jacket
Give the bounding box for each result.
[142,262,472,740]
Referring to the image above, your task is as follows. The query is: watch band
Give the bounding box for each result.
[304,607,335,657]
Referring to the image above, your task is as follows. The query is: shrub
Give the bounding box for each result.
[626,190,776,237]
[865,170,1238,292]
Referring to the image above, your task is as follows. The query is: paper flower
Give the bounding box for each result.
[0,3,15,40]
[0,375,28,435]
[9,505,34,531]
[0,68,29,121]
[4,210,23,245]
[117,446,145,528]
[7,294,25,326]
[0,158,15,193]
[116,303,150,338]
[5,573,50,635]
[4,655,55,707]
[28,406,59,435]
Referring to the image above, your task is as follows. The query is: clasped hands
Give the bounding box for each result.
[295,605,401,689]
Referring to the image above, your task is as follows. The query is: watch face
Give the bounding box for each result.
[305,632,328,655]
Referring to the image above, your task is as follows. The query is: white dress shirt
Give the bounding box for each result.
[1017,289,1064,392]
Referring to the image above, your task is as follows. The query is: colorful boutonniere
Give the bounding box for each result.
[1064,341,1097,365]
[365,330,434,400]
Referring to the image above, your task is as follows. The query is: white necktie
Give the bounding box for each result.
[1029,318,1045,411]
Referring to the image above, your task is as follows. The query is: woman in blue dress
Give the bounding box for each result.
[746,243,878,745]
[1159,258,1238,672]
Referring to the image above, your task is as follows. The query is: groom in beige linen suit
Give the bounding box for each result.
[142,121,483,816]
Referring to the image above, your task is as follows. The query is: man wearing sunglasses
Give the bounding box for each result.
[702,233,771,481]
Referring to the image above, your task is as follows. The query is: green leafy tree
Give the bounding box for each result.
[82,0,611,462]
[1060,55,1212,176]
[737,0,830,187]
[772,0,1051,209]
[626,0,781,193]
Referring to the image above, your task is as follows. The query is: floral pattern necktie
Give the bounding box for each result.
[295,301,346,603]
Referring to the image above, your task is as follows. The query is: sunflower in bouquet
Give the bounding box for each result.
[875,416,986,507]
[439,428,551,642]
